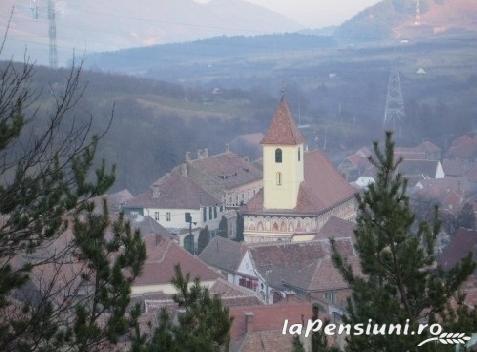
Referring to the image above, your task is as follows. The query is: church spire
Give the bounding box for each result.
[261,99,305,146]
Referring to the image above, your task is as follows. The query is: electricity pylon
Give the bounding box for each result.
[383,69,405,137]
[48,0,58,68]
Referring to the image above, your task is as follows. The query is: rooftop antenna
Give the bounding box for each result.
[383,68,405,138]
[414,0,421,26]
[48,0,58,68]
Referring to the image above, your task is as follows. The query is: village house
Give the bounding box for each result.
[339,141,441,183]
[178,147,263,209]
[447,133,477,160]
[338,146,373,181]
[313,216,356,243]
[228,302,314,352]
[131,233,220,296]
[199,236,248,283]
[241,98,356,243]
[397,158,445,185]
[123,171,225,246]
[233,239,358,315]
[395,141,442,161]
[413,177,469,213]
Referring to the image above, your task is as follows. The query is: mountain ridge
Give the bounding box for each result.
[0,0,302,65]
[336,0,477,41]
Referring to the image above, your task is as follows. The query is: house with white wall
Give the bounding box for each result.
[123,172,225,238]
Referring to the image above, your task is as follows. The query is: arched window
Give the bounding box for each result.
[276,172,282,186]
[275,148,282,163]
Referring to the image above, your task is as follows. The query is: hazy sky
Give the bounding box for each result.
[197,0,381,27]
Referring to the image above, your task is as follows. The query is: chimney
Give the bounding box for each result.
[244,312,254,334]
[225,143,230,153]
[180,163,188,177]
[197,149,203,159]
[286,292,296,303]
[203,148,209,158]
[185,152,192,162]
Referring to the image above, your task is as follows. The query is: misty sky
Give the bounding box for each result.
[197,0,381,27]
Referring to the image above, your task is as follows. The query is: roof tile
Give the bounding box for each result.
[260,99,305,146]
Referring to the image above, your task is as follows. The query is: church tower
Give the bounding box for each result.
[261,98,305,210]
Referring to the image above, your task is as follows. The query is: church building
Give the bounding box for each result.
[241,98,357,243]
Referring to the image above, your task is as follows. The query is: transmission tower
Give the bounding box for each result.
[48,0,58,68]
[414,0,421,26]
[30,0,40,19]
[383,69,405,136]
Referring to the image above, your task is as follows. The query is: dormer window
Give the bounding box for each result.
[275,148,282,163]
[152,186,160,198]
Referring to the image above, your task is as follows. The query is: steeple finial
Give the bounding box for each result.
[280,81,287,101]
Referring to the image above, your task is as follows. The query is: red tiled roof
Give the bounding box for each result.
[466,164,477,183]
[243,151,355,215]
[314,216,356,241]
[199,236,247,273]
[229,302,312,340]
[125,173,219,210]
[447,134,477,159]
[186,152,262,190]
[245,239,357,292]
[442,158,468,177]
[260,99,305,146]
[418,141,441,154]
[233,331,295,352]
[134,235,219,287]
[209,278,263,307]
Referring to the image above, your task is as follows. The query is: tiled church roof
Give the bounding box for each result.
[260,99,305,146]
[243,151,355,215]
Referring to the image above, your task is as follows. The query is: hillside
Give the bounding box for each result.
[83,31,477,157]
[0,0,302,65]
[336,0,477,41]
[4,63,276,193]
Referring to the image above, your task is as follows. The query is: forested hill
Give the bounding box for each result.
[86,33,336,75]
[9,63,276,194]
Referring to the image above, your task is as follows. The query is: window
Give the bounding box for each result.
[325,291,336,304]
[166,212,171,221]
[203,208,207,222]
[208,207,212,220]
[220,206,224,212]
[298,147,301,161]
[214,207,217,219]
[275,148,282,163]
[276,172,282,186]
[154,211,160,221]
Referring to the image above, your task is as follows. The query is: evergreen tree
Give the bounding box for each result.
[332,132,477,352]
[456,202,476,230]
[218,216,228,238]
[198,226,210,254]
[292,335,305,352]
[311,304,339,352]
[0,51,147,350]
[132,265,232,352]
[235,214,244,242]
